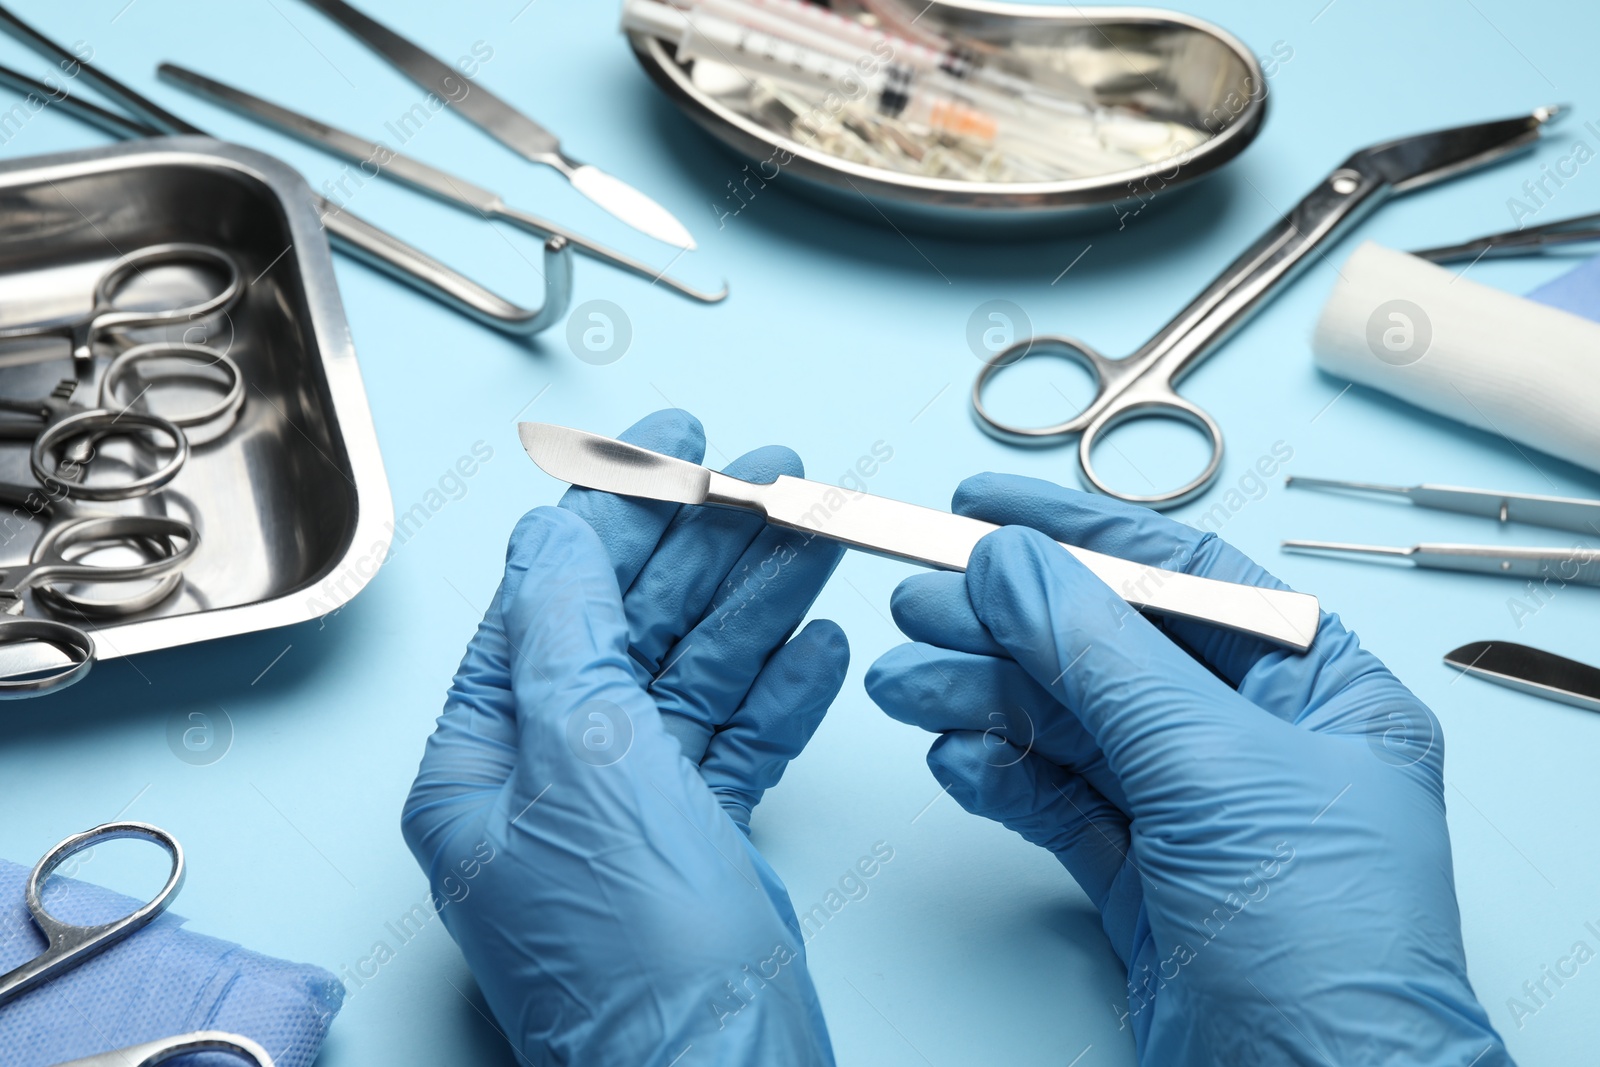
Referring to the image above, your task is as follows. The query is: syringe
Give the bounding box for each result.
[664,0,1089,108]
[622,0,1172,174]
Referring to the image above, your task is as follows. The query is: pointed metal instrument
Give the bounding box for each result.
[1413,211,1600,263]
[298,0,697,250]
[1282,539,1600,583]
[519,423,1323,651]
[158,64,724,303]
[1286,476,1600,536]
[1445,640,1600,714]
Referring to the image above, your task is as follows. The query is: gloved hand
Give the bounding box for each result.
[403,410,848,1066]
[866,474,1509,1067]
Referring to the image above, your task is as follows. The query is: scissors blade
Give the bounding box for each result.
[1359,106,1564,192]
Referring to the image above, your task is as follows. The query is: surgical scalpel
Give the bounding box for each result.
[519,422,1322,651]
[298,0,698,251]
[156,64,726,304]
[0,6,572,337]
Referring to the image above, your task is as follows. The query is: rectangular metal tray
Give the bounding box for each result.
[0,137,392,663]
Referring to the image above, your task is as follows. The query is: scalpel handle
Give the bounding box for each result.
[709,473,1320,651]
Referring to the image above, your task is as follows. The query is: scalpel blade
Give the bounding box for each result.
[519,423,1322,651]
[298,0,697,249]
[1445,641,1600,714]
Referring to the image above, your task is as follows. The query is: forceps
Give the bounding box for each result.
[1412,210,1600,263]
[0,823,183,1006]
[0,243,243,370]
[971,108,1562,509]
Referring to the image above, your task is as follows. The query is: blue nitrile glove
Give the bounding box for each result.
[402,410,848,1066]
[866,474,1510,1067]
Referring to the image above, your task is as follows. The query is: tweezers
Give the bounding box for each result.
[0,5,571,337]
[1412,211,1600,263]
[1282,475,1600,583]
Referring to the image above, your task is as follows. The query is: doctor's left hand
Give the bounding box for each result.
[402,410,848,1067]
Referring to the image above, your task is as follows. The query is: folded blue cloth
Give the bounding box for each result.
[0,859,343,1067]
[1527,251,1600,318]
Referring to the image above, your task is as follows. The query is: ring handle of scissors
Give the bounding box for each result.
[29,515,194,619]
[33,410,189,501]
[18,515,198,589]
[1076,387,1226,509]
[972,335,1131,444]
[0,822,184,1006]
[99,342,245,429]
[0,617,95,697]
[52,1030,276,1067]
[78,244,245,361]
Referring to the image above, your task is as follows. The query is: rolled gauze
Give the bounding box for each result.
[1313,241,1600,475]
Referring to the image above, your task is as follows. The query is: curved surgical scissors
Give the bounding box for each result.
[0,243,244,369]
[972,108,1562,509]
[0,822,184,1007]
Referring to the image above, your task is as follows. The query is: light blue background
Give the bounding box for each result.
[2,1,1598,1063]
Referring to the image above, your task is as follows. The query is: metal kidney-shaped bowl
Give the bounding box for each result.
[628,0,1268,229]
[0,138,392,667]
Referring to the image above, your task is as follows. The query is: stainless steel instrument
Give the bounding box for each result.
[1413,211,1600,263]
[1283,474,1600,585]
[0,139,393,675]
[0,242,243,370]
[0,824,268,1066]
[156,63,726,304]
[50,1032,274,1067]
[0,514,197,694]
[1445,640,1600,715]
[298,0,697,251]
[518,422,1321,651]
[0,5,572,337]
[971,109,1562,509]
[1281,539,1600,584]
[1287,476,1600,536]
[628,2,1269,229]
[0,378,189,502]
[0,823,184,1005]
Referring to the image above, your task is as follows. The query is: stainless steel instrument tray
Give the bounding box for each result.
[0,138,392,663]
[628,0,1267,231]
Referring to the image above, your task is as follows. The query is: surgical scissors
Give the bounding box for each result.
[0,513,196,694]
[0,822,184,1006]
[0,243,244,371]
[971,108,1563,508]
[0,379,190,502]
[50,1032,275,1067]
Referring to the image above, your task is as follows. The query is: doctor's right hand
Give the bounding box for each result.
[867,474,1510,1066]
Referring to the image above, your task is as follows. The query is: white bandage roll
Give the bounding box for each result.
[1312,241,1600,475]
